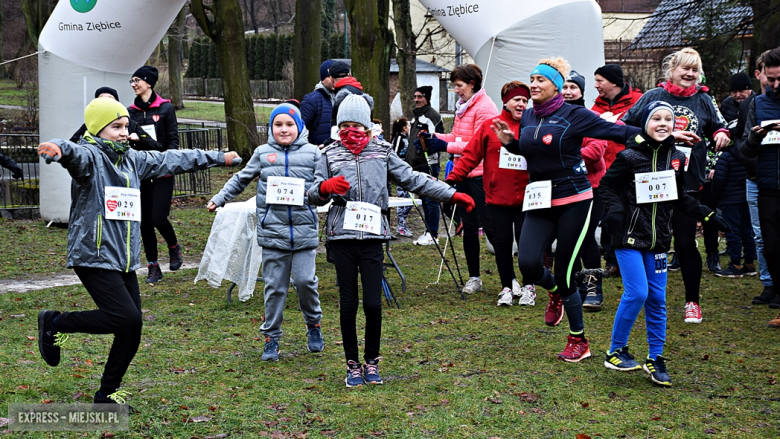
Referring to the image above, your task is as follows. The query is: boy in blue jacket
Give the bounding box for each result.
[208,104,333,361]
[37,98,240,406]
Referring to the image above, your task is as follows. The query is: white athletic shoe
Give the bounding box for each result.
[413,232,438,246]
[497,288,514,306]
[517,285,536,306]
[462,277,483,295]
[512,279,523,297]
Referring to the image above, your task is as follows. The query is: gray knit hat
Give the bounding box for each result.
[337,94,372,129]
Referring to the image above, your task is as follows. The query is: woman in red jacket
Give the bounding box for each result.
[446,81,536,306]
[562,71,608,309]
[414,64,499,295]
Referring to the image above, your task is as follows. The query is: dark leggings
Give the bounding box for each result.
[330,240,384,363]
[141,177,177,262]
[672,191,702,303]
[699,182,719,254]
[575,187,605,272]
[456,177,494,278]
[54,267,142,393]
[486,204,525,288]
[518,199,593,295]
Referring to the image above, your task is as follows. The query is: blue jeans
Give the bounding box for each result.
[420,164,440,237]
[747,180,772,286]
[720,202,757,266]
[612,249,668,359]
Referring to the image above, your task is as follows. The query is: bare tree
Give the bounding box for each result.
[293,0,322,101]
[190,0,260,156]
[344,0,393,128]
[392,0,416,116]
[168,6,187,110]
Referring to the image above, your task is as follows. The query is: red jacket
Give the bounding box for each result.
[447,110,528,207]
[591,85,643,169]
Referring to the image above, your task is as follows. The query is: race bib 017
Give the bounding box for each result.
[343,201,382,235]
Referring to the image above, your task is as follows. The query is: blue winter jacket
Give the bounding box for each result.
[711,148,747,206]
[741,89,780,193]
[300,83,334,145]
[504,102,639,200]
[210,128,321,251]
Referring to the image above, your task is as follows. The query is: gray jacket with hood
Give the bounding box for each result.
[47,136,229,272]
[308,138,455,241]
[210,128,321,251]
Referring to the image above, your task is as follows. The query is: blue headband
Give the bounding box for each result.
[531,64,564,92]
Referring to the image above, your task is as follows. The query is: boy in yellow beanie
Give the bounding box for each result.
[36,97,242,407]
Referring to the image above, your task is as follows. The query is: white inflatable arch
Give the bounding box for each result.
[38,0,186,222]
[418,0,605,106]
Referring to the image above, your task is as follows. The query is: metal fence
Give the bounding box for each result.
[0,133,40,211]
[0,126,228,212]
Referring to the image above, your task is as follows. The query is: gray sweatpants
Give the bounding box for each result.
[259,247,321,338]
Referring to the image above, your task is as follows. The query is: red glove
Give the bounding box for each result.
[320,175,350,196]
[450,192,475,212]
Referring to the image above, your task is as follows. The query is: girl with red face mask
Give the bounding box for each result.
[309,94,475,388]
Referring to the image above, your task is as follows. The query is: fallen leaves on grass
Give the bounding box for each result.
[517,392,539,403]
[575,435,592,439]
[0,418,9,428]
[26,335,35,340]
[101,432,115,438]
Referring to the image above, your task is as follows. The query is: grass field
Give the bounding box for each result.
[1,169,779,438]
[0,80,28,107]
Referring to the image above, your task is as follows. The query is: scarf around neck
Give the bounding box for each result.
[339,127,371,155]
[662,81,698,97]
[533,93,564,117]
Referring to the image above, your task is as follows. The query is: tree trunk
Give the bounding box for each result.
[21,0,55,48]
[168,6,186,110]
[191,0,260,157]
[344,0,392,129]
[293,0,322,101]
[392,0,416,116]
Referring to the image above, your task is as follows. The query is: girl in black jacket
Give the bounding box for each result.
[600,101,728,387]
[127,66,182,284]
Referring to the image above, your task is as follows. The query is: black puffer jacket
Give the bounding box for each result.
[128,92,179,150]
[720,96,740,125]
[600,133,712,253]
[711,148,747,205]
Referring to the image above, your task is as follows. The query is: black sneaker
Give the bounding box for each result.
[752,286,777,305]
[604,346,642,371]
[37,310,64,367]
[706,253,721,272]
[146,262,163,284]
[742,263,757,276]
[715,263,743,278]
[168,244,183,271]
[668,254,680,271]
[306,324,324,353]
[94,389,134,413]
[643,356,671,387]
[581,269,604,310]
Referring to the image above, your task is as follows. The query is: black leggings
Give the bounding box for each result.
[456,178,494,278]
[329,240,384,363]
[486,204,525,288]
[700,183,719,254]
[54,267,142,393]
[517,199,593,297]
[575,187,605,272]
[672,191,702,303]
[141,177,177,262]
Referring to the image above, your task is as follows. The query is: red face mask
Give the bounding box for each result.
[339,127,370,154]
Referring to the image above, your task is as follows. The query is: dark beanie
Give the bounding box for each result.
[132,66,159,88]
[415,85,433,103]
[566,70,586,93]
[319,60,334,81]
[594,64,624,88]
[729,72,752,91]
[94,86,119,101]
[328,61,350,79]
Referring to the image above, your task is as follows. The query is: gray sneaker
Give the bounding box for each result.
[462,277,483,294]
[261,336,280,361]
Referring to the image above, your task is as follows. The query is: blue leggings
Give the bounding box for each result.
[610,248,668,359]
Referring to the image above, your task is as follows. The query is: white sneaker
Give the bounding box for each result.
[512,279,523,297]
[517,285,536,306]
[497,288,514,306]
[462,277,483,294]
[413,232,438,246]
